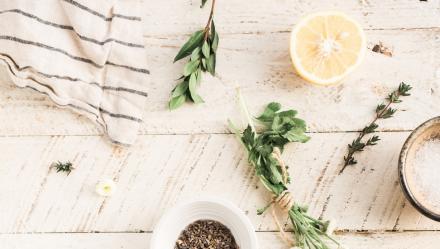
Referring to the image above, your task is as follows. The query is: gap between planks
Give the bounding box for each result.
[2,231,440,249]
[3,229,440,235]
[143,26,440,38]
[0,130,415,138]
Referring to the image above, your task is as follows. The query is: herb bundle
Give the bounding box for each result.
[340,82,412,173]
[51,161,74,175]
[229,93,339,249]
[169,0,219,110]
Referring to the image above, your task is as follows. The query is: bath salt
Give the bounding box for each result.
[409,139,440,213]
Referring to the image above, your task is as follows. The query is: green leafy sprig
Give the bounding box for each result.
[340,82,412,173]
[51,161,74,175]
[229,93,339,249]
[169,0,219,110]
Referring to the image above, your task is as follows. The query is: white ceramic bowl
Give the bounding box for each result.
[150,197,258,249]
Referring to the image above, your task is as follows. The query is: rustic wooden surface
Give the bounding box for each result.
[0,0,439,248]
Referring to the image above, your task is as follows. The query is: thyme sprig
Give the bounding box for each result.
[51,161,74,175]
[169,0,219,110]
[340,82,412,173]
[229,91,339,249]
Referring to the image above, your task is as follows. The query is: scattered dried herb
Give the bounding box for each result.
[51,161,74,175]
[229,90,339,249]
[371,42,392,57]
[175,219,239,249]
[340,82,412,173]
[169,0,219,110]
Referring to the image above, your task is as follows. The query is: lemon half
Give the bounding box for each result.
[290,11,366,85]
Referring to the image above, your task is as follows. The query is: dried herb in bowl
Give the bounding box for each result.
[175,219,239,249]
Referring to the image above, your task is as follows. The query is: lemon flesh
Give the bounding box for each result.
[290,11,366,85]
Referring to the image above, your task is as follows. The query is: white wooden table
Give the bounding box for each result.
[0,1,439,248]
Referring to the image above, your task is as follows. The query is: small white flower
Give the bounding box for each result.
[95,179,116,197]
[325,219,337,235]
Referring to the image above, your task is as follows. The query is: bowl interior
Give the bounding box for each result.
[150,199,257,249]
[400,117,440,220]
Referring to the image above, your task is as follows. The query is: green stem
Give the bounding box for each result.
[340,91,394,173]
[227,119,249,150]
[203,0,216,40]
[236,87,256,132]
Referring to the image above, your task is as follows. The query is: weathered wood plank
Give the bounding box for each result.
[142,0,440,36]
[1,231,440,249]
[0,0,437,245]
[0,29,438,135]
[0,133,438,233]
[143,28,440,134]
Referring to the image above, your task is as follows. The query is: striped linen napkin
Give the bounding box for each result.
[0,0,149,146]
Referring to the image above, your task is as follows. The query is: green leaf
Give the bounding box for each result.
[284,129,310,143]
[202,41,210,58]
[380,107,396,119]
[183,60,200,76]
[269,160,283,184]
[366,135,380,146]
[257,102,281,122]
[212,32,219,52]
[206,54,216,75]
[363,123,378,134]
[398,82,412,96]
[189,73,204,104]
[190,47,201,61]
[190,92,204,104]
[196,67,202,85]
[201,0,208,8]
[271,115,283,131]
[174,30,205,62]
[201,58,207,70]
[241,126,255,147]
[376,103,386,113]
[211,21,219,52]
[267,102,282,110]
[259,176,279,194]
[210,20,216,41]
[171,81,189,98]
[169,94,186,110]
[290,118,307,129]
[278,110,297,118]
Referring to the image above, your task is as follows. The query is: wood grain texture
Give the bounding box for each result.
[142,0,440,36]
[0,133,438,233]
[0,0,439,247]
[1,231,440,249]
[0,28,438,135]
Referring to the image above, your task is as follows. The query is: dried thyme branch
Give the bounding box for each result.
[229,90,339,249]
[51,161,74,175]
[169,0,219,110]
[340,82,412,173]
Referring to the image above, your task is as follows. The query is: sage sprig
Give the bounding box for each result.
[229,92,339,249]
[169,0,219,110]
[340,82,412,173]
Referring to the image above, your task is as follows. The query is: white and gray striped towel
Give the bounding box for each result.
[0,0,149,145]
